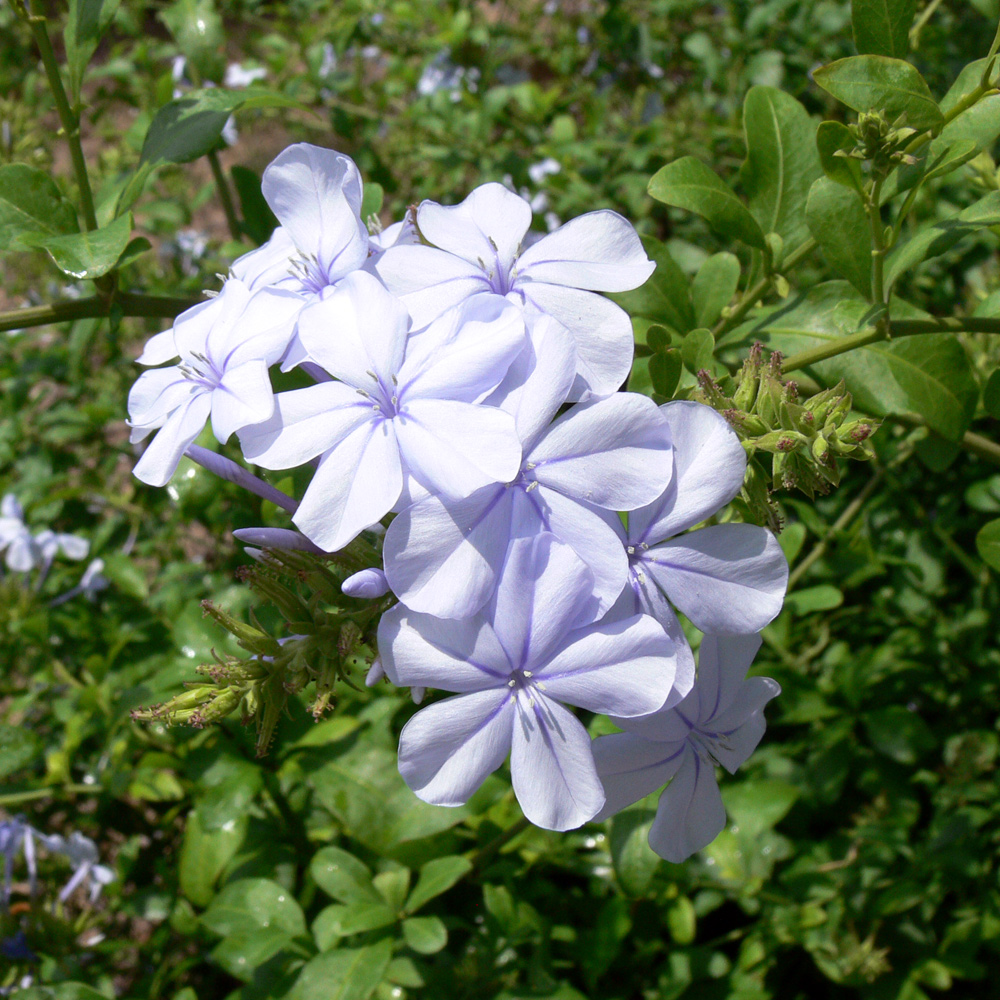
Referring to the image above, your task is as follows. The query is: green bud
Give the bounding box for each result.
[201,601,281,658]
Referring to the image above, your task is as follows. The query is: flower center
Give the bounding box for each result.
[688,728,733,768]
[288,251,334,295]
[178,351,223,391]
[355,370,400,418]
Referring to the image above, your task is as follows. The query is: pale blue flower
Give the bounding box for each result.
[384,319,673,619]
[374,181,655,396]
[380,533,678,831]
[592,633,780,862]
[241,271,526,551]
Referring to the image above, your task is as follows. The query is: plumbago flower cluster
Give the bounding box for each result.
[128,144,790,861]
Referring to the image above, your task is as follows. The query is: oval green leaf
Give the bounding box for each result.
[20,212,134,279]
[813,56,943,130]
[692,252,740,328]
[0,164,79,249]
[976,517,1000,572]
[851,0,917,58]
[311,846,383,905]
[806,176,872,298]
[201,877,307,939]
[739,86,822,249]
[648,157,767,249]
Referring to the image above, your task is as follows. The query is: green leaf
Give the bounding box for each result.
[231,165,278,246]
[816,121,864,193]
[178,806,246,907]
[680,327,715,374]
[812,56,943,130]
[806,176,872,298]
[201,877,307,939]
[648,157,767,249]
[311,847,383,905]
[20,213,134,279]
[0,724,40,779]
[723,779,800,837]
[692,252,740,328]
[120,88,309,210]
[402,915,449,954]
[289,939,393,1000]
[851,0,917,58]
[649,350,683,398]
[665,896,697,944]
[361,182,384,222]
[0,164,79,249]
[99,551,149,600]
[739,86,822,249]
[884,190,1000,289]
[406,855,473,914]
[609,807,659,896]
[159,0,225,83]
[785,584,844,614]
[211,928,301,982]
[16,986,108,1000]
[983,369,1000,419]
[727,283,978,439]
[610,235,695,334]
[310,902,398,944]
[864,706,935,763]
[64,0,121,102]
[372,869,411,911]
[976,518,1000,571]
[914,431,961,472]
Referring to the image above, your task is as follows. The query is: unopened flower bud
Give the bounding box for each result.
[342,567,391,599]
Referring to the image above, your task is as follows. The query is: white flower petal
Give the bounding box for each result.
[526,488,628,616]
[643,524,788,633]
[510,693,605,831]
[592,732,687,821]
[529,393,673,510]
[211,359,274,443]
[395,398,521,499]
[239,381,373,469]
[135,328,179,366]
[537,613,676,717]
[379,603,513,691]
[493,533,598,670]
[374,245,492,328]
[647,749,727,863]
[292,419,402,551]
[383,486,513,619]
[517,210,654,291]
[709,676,781,774]
[398,689,516,807]
[127,367,199,430]
[261,143,368,278]
[521,284,633,397]
[418,183,532,273]
[133,394,213,487]
[297,271,410,389]
[630,402,748,544]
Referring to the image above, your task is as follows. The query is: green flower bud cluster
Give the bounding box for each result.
[695,343,878,528]
[133,542,390,756]
[840,110,918,176]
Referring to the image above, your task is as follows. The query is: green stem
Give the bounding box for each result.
[0,292,202,334]
[208,150,242,242]
[781,315,1000,373]
[712,238,818,338]
[890,316,1000,335]
[0,783,102,807]
[781,327,884,373]
[868,176,887,308]
[469,816,531,873]
[788,467,886,590]
[25,6,98,231]
[909,0,946,49]
[891,413,1000,466]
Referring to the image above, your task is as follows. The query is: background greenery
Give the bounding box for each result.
[2,1,1000,998]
